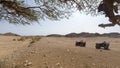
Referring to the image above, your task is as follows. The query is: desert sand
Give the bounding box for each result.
[0,36,120,68]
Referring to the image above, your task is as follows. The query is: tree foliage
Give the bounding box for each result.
[0,0,120,27]
[0,0,101,24]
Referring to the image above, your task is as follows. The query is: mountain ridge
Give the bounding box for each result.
[47,32,120,37]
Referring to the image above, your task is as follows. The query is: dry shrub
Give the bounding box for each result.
[30,40,35,44]
[0,59,28,68]
[17,37,25,41]
[13,39,16,41]
[31,37,41,42]
[15,36,41,47]
[28,37,41,47]
[18,36,41,41]
[17,36,30,41]
[0,60,6,68]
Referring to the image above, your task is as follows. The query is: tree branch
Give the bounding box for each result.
[98,23,116,28]
[26,5,43,9]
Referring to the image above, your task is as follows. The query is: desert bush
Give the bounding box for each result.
[31,37,41,42]
[0,59,27,68]
[83,63,91,68]
[13,39,16,41]
[0,59,8,68]
[17,37,25,41]
[17,36,41,42]
[30,40,35,44]
[27,36,41,47]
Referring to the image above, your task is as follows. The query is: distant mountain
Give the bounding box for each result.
[65,32,120,37]
[65,32,101,37]
[2,32,20,36]
[47,32,120,38]
[102,33,120,37]
[0,33,2,35]
[65,33,78,37]
[47,34,64,37]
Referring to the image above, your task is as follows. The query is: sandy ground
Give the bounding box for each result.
[0,36,120,68]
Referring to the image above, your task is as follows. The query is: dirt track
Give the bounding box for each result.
[0,36,120,68]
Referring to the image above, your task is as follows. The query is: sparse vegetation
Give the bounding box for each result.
[0,35,120,68]
[0,60,7,68]
[13,39,16,41]
[16,36,41,42]
[15,36,41,47]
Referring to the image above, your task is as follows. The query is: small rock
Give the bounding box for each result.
[43,62,47,65]
[24,63,28,67]
[92,63,96,66]
[67,49,70,52]
[12,63,16,68]
[27,62,32,66]
[71,58,74,61]
[51,67,54,68]
[88,56,92,58]
[60,66,63,68]
[56,62,60,66]
[25,60,28,63]
[43,54,46,57]
[24,60,32,67]
[45,65,49,68]
[30,51,35,54]
[100,49,103,52]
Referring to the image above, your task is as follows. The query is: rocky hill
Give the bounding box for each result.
[47,32,120,37]
[1,32,20,36]
[47,34,64,37]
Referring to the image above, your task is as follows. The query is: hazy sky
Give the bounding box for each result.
[0,11,120,36]
[0,1,120,36]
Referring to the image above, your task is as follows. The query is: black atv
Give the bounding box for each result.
[96,41,109,50]
[75,41,86,47]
